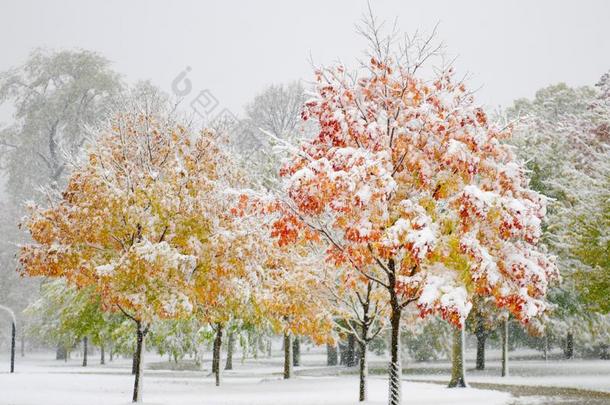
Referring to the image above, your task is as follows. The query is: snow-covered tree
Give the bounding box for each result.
[24,280,104,362]
[19,95,228,402]
[0,49,122,198]
[508,73,610,357]
[231,81,317,190]
[269,17,558,405]
[149,317,203,365]
[0,49,123,351]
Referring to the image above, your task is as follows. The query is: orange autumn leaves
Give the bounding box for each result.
[19,51,559,346]
[19,105,334,344]
[20,108,241,325]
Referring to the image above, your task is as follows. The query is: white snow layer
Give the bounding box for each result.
[0,352,512,405]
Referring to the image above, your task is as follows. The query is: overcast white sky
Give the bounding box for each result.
[1,0,609,118]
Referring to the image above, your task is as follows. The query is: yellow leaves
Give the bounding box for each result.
[18,108,247,325]
[419,196,436,218]
[439,216,457,236]
[432,173,460,201]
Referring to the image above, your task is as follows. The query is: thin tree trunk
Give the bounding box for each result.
[327,343,338,366]
[292,336,301,367]
[358,339,368,401]
[448,327,467,387]
[110,346,114,362]
[132,350,137,375]
[56,345,66,360]
[501,319,509,377]
[339,341,347,365]
[10,321,15,373]
[267,338,272,358]
[20,334,25,358]
[253,333,259,359]
[543,333,549,361]
[600,344,609,360]
[82,336,88,367]
[565,331,574,359]
[388,305,402,405]
[241,335,249,363]
[387,258,402,405]
[475,311,486,370]
[225,331,234,370]
[283,332,293,379]
[475,332,486,371]
[212,324,223,386]
[346,333,356,367]
[211,343,218,376]
[132,322,147,403]
[100,343,105,365]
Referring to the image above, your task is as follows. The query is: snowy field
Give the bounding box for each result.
[398,349,610,393]
[0,351,511,405]
[2,348,610,405]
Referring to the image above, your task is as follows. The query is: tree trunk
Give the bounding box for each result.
[241,336,249,363]
[212,324,223,386]
[358,339,368,401]
[283,332,293,379]
[10,321,16,373]
[475,332,486,371]
[448,327,467,387]
[100,343,105,365]
[110,346,114,362]
[56,345,67,360]
[339,342,347,365]
[82,336,88,367]
[292,336,301,367]
[388,305,402,405]
[225,331,234,370]
[475,312,486,370]
[132,350,137,375]
[565,331,574,359]
[327,343,338,366]
[599,344,609,360]
[346,333,356,367]
[543,333,549,361]
[501,319,509,377]
[132,322,147,403]
[20,333,25,358]
[267,339,272,358]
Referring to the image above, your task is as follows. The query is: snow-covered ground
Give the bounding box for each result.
[399,348,610,393]
[2,347,609,405]
[405,359,610,393]
[0,351,511,405]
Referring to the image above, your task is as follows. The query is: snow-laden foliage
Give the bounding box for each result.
[18,89,274,331]
[508,72,610,352]
[273,58,558,327]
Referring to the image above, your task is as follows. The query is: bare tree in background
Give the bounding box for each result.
[230,81,316,189]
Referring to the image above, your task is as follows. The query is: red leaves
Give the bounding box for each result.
[297,194,324,215]
[270,215,303,247]
[269,50,557,328]
[230,194,249,217]
[417,302,464,328]
[475,108,487,126]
